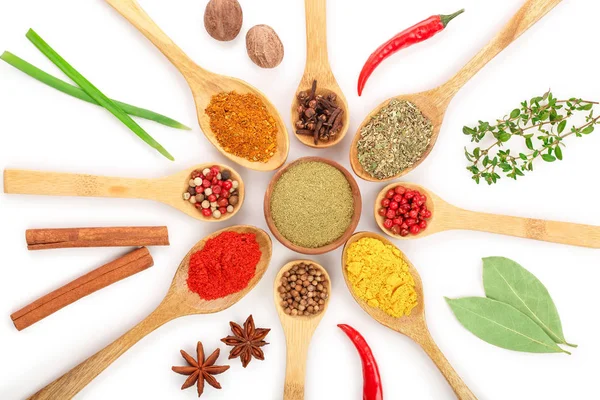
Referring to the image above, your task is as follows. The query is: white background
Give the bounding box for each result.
[0,0,598,399]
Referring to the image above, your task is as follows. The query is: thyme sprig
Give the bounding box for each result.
[464,91,599,185]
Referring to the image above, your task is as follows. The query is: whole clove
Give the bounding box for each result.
[295,80,344,145]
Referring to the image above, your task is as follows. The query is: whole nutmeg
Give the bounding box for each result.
[204,0,243,42]
[246,24,284,69]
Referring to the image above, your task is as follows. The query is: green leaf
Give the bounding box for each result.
[26,29,174,161]
[525,138,533,150]
[542,154,556,162]
[498,132,511,142]
[445,297,569,354]
[482,257,575,347]
[555,146,563,160]
[463,126,477,135]
[510,109,520,119]
[582,126,594,134]
[557,120,567,134]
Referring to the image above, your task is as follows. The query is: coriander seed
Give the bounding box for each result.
[278,262,329,317]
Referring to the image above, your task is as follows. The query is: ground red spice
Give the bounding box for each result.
[187,231,261,300]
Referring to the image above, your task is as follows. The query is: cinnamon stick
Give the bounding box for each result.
[11,247,154,331]
[25,226,169,250]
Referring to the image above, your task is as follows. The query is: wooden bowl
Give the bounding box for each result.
[373,182,435,239]
[264,157,362,255]
[180,163,245,223]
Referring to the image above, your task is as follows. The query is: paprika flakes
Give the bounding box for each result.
[205,91,278,163]
[187,231,262,300]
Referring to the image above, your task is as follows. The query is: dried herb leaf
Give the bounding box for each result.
[482,257,575,347]
[446,297,569,354]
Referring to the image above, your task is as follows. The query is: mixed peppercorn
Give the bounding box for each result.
[183,166,240,219]
[378,186,432,236]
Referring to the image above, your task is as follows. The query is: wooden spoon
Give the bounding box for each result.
[27,225,272,400]
[3,163,245,222]
[350,0,563,181]
[274,260,331,400]
[342,232,476,400]
[374,182,600,248]
[291,0,350,148]
[105,0,289,171]
[264,157,362,255]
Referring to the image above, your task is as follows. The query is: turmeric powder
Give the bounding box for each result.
[345,237,418,318]
[205,91,278,163]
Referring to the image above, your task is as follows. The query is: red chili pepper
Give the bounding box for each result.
[357,9,465,96]
[338,324,383,400]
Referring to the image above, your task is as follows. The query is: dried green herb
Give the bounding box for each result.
[270,161,354,248]
[482,257,575,347]
[464,90,599,184]
[446,297,569,354]
[357,99,433,180]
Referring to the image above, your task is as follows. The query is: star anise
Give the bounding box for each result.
[172,341,230,397]
[221,315,270,368]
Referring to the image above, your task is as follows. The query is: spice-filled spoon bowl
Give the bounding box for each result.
[264,157,362,255]
[274,260,331,399]
[342,232,476,400]
[105,0,289,171]
[28,225,272,400]
[374,182,600,248]
[291,0,349,148]
[350,0,563,181]
[3,163,245,222]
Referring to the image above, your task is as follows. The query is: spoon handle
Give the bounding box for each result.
[304,0,330,70]
[415,329,477,400]
[28,302,177,399]
[439,0,563,102]
[4,169,152,200]
[453,208,600,249]
[105,0,204,81]
[283,330,312,399]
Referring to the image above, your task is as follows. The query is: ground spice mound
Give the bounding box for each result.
[270,161,354,248]
[205,91,278,163]
[187,231,261,300]
[345,237,418,317]
[357,99,433,180]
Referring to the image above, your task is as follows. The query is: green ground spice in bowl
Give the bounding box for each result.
[270,161,354,249]
[357,99,433,180]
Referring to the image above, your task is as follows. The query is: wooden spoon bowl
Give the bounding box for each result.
[341,232,476,400]
[106,0,289,171]
[274,260,331,399]
[372,182,600,248]
[264,157,362,255]
[291,0,349,149]
[4,163,245,222]
[350,92,442,182]
[373,182,437,239]
[349,0,564,181]
[28,225,272,400]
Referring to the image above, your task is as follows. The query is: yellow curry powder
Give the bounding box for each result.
[205,91,278,163]
[345,237,418,318]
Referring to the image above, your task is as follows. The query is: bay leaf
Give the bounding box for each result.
[482,257,574,347]
[446,297,569,354]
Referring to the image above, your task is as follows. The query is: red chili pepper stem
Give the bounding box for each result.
[338,324,383,400]
[440,9,465,27]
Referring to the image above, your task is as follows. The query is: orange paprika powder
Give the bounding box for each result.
[205,91,278,163]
